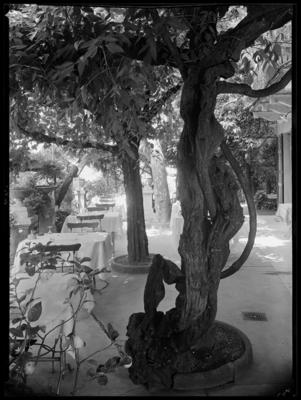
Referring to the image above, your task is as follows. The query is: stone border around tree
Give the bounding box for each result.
[111,254,155,274]
[173,321,253,391]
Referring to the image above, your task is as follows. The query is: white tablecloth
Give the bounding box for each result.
[11,272,95,337]
[61,212,123,235]
[12,232,113,275]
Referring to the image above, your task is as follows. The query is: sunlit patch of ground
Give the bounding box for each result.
[257,226,277,232]
[261,253,285,263]
[146,226,172,237]
[240,236,291,248]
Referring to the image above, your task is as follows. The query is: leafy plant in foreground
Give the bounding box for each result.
[9,242,131,395]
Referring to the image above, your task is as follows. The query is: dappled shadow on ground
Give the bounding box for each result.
[116,215,292,275]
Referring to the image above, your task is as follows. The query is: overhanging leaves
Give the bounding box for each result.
[27,301,42,322]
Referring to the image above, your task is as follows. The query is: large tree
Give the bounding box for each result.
[123,5,291,387]
[8,4,292,387]
[8,5,181,262]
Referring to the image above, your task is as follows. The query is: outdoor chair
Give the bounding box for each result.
[21,242,81,274]
[76,214,104,231]
[32,241,99,290]
[67,221,99,233]
[13,244,83,392]
[11,323,68,393]
[25,243,82,274]
[88,204,114,211]
[96,202,115,208]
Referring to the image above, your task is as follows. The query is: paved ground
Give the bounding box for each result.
[25,212,293,396]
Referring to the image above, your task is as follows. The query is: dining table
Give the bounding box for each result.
[61,211,123,235]
[61,210,123,254]
[11,231,113,277]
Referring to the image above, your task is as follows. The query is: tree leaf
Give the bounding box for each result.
[79,38,99,50]
[107,323,119,341]
[81,265,93,274]
[87,367,96,377]
[167,17,187,30]
[74,40,82,51]
[79,257,92,263]
[55,61,74,70]
[85,45,98,59]
[27,325,41,336]
[106,43,124,54]
[10,327,24,337]
[27,301,42,322]
[87,359,98,366]
[119,355,132,368]
[25,265,36,276]
[96,363,105,373]
[97,374,108,385]
[104,356,121,372]
[78,58,86,77]
[147,37,157,61]
[12,317,25,324]
[17,294,27,303]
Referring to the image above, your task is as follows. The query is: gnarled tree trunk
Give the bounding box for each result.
[126,65,249,388]
[176,66,245,340]
[120,138,149,263]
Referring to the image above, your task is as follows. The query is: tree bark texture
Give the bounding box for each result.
[176,66,244,335]
[55,165,78,208]
[120,139,149,263]
[150,139,172,226]
[126,66,250,389]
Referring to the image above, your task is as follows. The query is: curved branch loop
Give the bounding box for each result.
[220,141,257,279]
[217,69,291,98]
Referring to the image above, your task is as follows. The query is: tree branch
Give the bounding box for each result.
[246,62,291,111]
[220,141,257,279]
[217,68,291,98]
[202,6,292,69]
[15,123,118,155]
[142,83,182,122]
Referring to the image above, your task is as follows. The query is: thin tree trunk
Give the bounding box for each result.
[55,155,89,208]
[140,139,172,226]
[55,165,78,208]
[150,139,171,226]
[120,139,149,263]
